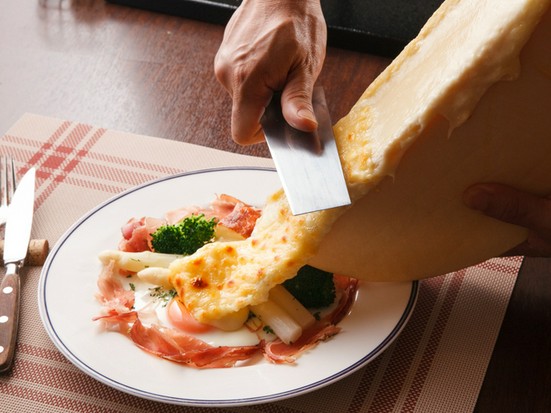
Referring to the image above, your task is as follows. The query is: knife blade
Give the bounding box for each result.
[0,167,35,372]
[261,87,350,215]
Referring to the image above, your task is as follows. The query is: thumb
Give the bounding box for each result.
[463,184,551,234]
[280,78,318,132]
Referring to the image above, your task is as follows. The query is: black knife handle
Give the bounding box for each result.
[0,265,21,373]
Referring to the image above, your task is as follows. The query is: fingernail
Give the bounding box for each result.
[464,187,492,211]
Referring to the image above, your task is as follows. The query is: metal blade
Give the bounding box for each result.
[3,168,35,264]
[261,87,351,215]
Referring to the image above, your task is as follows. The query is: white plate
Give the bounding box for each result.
[38,167,418,407]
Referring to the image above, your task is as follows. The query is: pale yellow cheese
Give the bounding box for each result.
[170,0,551,324]
[310,0,551,280]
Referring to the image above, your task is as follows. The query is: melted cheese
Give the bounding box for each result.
[169,190,341,323]
[170,0,551,324]
[310,0,551,280]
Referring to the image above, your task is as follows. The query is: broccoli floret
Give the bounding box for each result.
[283,265,336,308]
[150,214,217,255]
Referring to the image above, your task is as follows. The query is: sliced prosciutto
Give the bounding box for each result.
[119,216,164,252]
[95,259,135,316]
[130,318,261,368]
[217,199,261,238]
[263,323,341,364]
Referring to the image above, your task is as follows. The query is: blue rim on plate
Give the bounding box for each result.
[38,167,419,407]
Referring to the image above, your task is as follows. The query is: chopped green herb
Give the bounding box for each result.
[263,325,275,335]
[148,286,177,306]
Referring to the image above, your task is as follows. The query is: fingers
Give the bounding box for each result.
[464,183,551,257]
[215,56,271,144]
[226,78,319,144]
[464,184,551,233]
[216,61,321,145]
[230,86,273,145]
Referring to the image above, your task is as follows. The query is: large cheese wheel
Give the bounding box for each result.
[309,0,551,281]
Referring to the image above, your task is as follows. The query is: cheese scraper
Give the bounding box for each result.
[261,87,350,215]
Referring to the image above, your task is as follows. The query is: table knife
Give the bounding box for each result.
[261,87,351,215]
[0,167,35,372]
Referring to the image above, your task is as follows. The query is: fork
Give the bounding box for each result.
[0,156,17,228]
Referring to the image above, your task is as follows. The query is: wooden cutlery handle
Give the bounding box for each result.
[0,269,20,372]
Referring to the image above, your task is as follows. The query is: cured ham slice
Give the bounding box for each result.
[263,324,341,364]
[329,275,360,325]
[218,201,261,238]
[119,217,164,252]
[95,260,135,315]
[210,194,246,216]
[129,318,261,368]
[93,311,138,332]
[164,205,213,225]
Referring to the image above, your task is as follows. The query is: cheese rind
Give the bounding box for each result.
[310,0,551,280]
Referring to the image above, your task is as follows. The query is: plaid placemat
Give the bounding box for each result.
[0,114,520,413]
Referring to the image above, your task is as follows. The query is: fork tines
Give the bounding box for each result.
[0,156,17,227]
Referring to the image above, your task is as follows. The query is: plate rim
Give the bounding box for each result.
[38,166,419,407]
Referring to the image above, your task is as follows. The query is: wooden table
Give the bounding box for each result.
[1,1,549,411]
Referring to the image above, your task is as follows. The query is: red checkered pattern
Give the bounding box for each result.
[0,114,521,413]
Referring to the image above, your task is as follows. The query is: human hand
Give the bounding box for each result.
[214,0,327,145]
[463,183,551,256]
